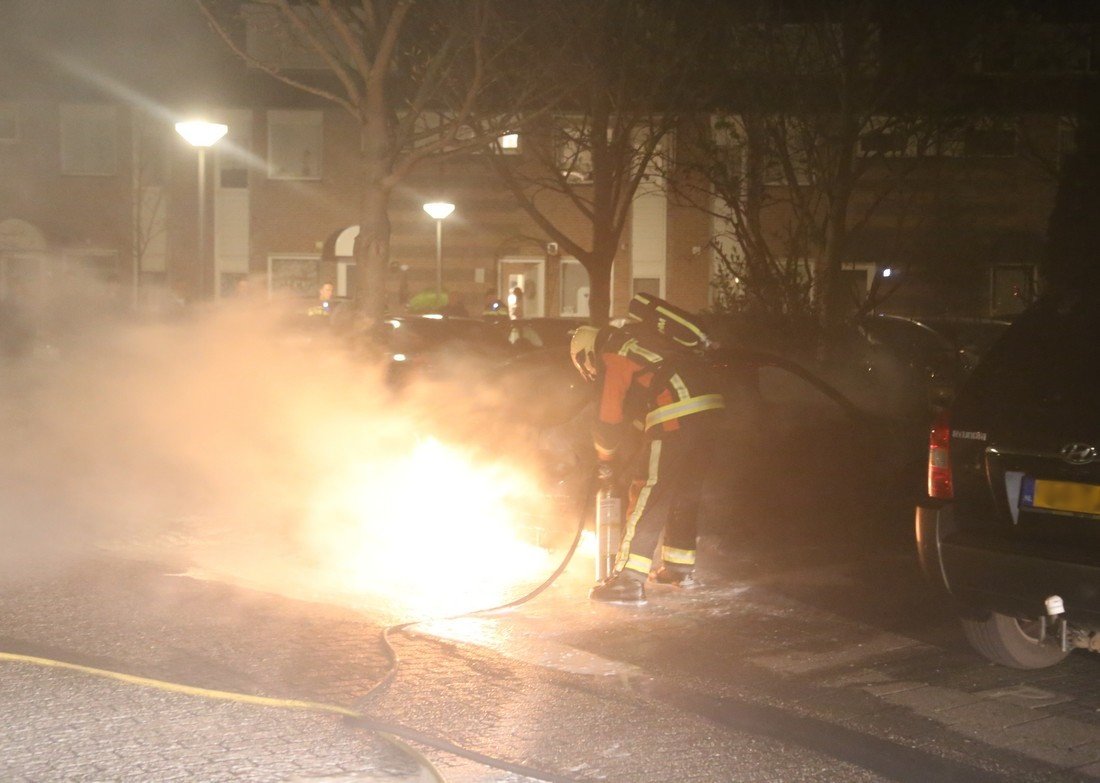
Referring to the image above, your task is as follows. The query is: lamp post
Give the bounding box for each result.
[422,201,455,305]
[175,120,228,299]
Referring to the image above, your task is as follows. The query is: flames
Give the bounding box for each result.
[297,436,554,617]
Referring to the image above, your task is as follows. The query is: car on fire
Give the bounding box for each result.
[916,288,1100,668]
[361,314,520,384]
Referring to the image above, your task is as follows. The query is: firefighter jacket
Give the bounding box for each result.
[593,328,725,462]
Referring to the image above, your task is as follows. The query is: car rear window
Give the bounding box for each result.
[964,292,1099,408]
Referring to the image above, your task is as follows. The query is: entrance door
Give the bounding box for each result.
[499,258,544,318]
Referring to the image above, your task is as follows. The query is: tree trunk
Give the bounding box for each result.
[587,256,612,326]
[355,121,392,321]
[818,130,858,347]
[356,184,391,320]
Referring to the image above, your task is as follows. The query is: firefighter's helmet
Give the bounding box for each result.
[570,325,603,382]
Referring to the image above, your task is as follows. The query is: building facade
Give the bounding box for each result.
[0,2,1094,325]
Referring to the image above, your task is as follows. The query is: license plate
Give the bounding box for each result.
[1020,477,1100,516]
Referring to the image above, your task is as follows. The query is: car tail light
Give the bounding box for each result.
[928,410,953,500]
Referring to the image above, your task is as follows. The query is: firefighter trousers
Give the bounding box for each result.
[615,420,715,580]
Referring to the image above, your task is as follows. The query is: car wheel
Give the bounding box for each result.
[960,611,1070,669]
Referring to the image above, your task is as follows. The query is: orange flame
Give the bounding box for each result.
[300,436,553,617]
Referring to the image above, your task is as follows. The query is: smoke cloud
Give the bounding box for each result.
[1,272,581,618]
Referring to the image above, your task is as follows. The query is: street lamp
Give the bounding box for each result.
[422,201,455,305]
[175,120,228,299]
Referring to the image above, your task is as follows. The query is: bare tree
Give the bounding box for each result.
[130,109,169,308]
[485,0,717,325]
[197,0,522,319]
[673,1,973,343]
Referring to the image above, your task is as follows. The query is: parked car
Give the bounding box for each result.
[855,314,1013,417]
[859,314,964,410]
[916,289,1100,668]
[361,314,520,384]
[910,316,1012,375]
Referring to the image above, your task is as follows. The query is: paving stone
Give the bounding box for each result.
[937,698,1051,730]
[876,683,985,713]
[979,685,1076,710]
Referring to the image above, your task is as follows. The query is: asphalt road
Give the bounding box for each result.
[2,519,1099,783]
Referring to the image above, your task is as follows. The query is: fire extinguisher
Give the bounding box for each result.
[595,470,622,582]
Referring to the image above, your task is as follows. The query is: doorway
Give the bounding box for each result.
[499,258,544,318]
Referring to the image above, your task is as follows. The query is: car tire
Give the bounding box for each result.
[960,611,1070,669]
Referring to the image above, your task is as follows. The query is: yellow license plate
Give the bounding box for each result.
[1030,479,1100,516]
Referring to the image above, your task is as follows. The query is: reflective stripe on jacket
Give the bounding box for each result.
[594,329,724,459]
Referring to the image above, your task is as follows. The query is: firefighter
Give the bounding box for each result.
[570,299,725,604]
[307,281,336,317]
[481,288,507,320]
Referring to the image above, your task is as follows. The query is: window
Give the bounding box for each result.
[840,262,875,308]
[965,126,1017,158]
[65,250,121,283]
[977,23,1093,74]
[858,118,919,157]
[558,121,597,183]
[763,139,811,185]
[60,104,117,176]
[217,116,252,189]
[938,119,1017,158]
[859,129,908,157]
[267,110,323,180]
[730,23,877,77]
[0,104,18,142]
[709,115,746,187]
[268,254,320,296]
[1020,24,1093,73]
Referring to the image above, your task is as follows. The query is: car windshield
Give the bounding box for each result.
[863,317,953,357]
[918,318,1011,355]
[966,292,1099,409]
[378,317,511,354]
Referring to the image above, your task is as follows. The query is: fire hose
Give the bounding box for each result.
[0,478,595,783]
[355,474,595,781]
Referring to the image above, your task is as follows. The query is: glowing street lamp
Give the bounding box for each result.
[423,201,455,305]
[175,120,228,298]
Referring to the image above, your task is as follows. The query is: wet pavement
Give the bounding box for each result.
[2,529,1100,783]
[3,348,1099,781]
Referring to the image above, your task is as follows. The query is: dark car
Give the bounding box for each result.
[859,314,965,410]
[856,314,1013,418]
[916,290,1100,668]
[363,314,520,384]
[911,316,1012,375]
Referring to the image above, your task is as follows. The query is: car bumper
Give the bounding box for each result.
[916,502,1100,627]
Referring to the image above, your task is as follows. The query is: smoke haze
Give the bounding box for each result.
[1,275,571,618]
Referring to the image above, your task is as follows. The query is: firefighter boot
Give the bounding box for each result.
[589,571,647,605]
[653,566,697,589]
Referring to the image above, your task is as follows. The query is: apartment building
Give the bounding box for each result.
[0,1,1093,324]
